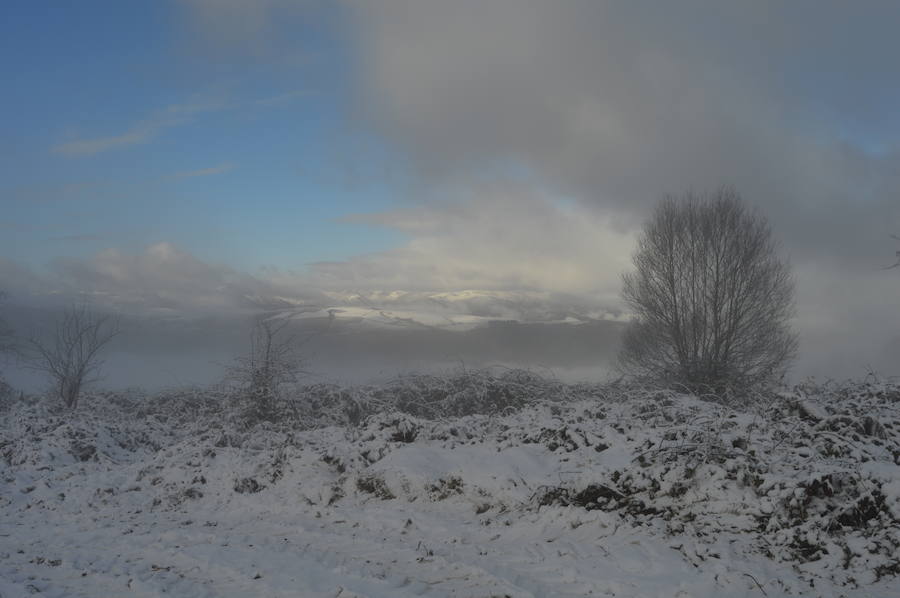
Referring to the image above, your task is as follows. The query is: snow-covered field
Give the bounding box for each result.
[2,373,899,597]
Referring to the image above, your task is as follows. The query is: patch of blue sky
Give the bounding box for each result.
[1,0,405,273]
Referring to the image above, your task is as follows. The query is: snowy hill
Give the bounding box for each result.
[1,374,899,597]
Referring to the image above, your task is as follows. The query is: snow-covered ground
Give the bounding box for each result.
[1,374,899,597]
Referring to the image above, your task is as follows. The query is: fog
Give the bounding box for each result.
[2,301,623,393]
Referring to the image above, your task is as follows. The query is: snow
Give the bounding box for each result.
[286,305,495,331]
[276,289,615,331]
[1,375,899,597]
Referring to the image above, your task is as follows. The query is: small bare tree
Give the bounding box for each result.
[619,187,797,392]
[29,304,120,408]
[228,316,305,422]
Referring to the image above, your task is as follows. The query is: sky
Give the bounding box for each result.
[1,0,406,273]
[2,0,900,381]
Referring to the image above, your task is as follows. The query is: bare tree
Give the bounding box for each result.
[228,316,305,422]
[619,187,797,392]
[29,304,120,408]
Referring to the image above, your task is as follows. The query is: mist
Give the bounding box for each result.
[1,301,623,392]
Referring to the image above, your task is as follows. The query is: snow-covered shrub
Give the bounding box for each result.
[225,317,307,425]
[357,367,595,421]
[0,375,13,411]
[241,366,600,431]
[3,370,900,593]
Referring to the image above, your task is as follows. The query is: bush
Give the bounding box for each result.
[226,316,306,423]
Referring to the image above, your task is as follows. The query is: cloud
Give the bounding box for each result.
[169,2,900,266]
[313,183,634,304]
[52,99,229,156]
[167,162,236,181]
[177,0,322,63]
[179,0,287,50]
[347,1,900,260]
[40,242,321,313]
[2,187,632,316]
[52,126,159,156]
[51,85,312,157]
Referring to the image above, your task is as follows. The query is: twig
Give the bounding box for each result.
[742,572,768,596]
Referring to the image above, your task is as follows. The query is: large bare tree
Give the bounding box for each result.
[619,187,797,391]
[29,304,120,408]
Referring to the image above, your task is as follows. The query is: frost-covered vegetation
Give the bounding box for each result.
[1,370,899,597]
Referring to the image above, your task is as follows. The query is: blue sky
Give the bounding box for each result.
[1,0,403,272]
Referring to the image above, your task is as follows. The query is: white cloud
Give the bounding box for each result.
[52,125,159,156]
[312,184,634,304]
[167,162,236,180]
[51,85,312,157]
[3,186,633,315]
[52,99,229,156]
[44,242,307,313]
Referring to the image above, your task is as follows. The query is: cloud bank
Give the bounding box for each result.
[3,189,630,318]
